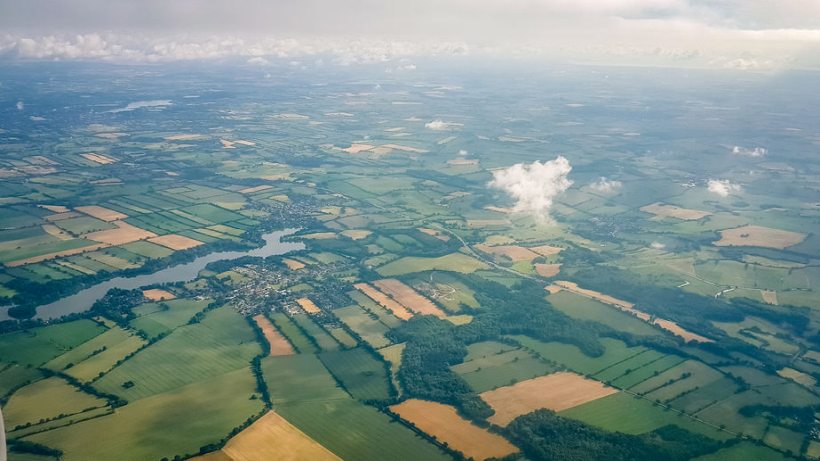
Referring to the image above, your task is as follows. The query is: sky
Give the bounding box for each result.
[1,0,819,69]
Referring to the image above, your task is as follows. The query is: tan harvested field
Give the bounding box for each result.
[149,234,204,250]
[448,158,479,166]
[373,279,446,318]
[296,297,321,314]
[529,245,563,256]
[253,315,295,356]
[300,232,337,240]
[75,205,128,222]
[282,258,306,270]
[340,229,372,240]
[86,221,157,245]
[481,372,618,426]
[45,211,82,222]
[234,140,256,146]
[535,263,561,277]
[467,219,509,228]
[777,367,817,387]
[484,206,513,214]
[381,143,429,153]
[417,227,450,241]
[219,139,254,149]
[390,399,518,460]
[761,290,778,305]
[640,202,712,220]
[40,205,70,213]
[239,185,273,194]
[42,224,71,240]
[475,244,540,262]
[81,153,117,164]
[545,284,562,294]
[340,143,375,154]
[202,411,339,461]
[714,225,806,249]
[143,289,176,301]
[354,283,413,320]
[165,133,208,141]
[5,243,108,267]
[652,319,713,343]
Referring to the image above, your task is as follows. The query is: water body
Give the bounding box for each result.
[4,229,304,322]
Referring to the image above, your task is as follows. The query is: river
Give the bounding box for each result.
[2,228,304,322]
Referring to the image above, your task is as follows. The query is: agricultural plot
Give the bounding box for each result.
[0,363,43,398]
[94,306,260,401]
[129,298,211,339]
[714,225,806,249]
[269,312,318,354]
[44,326,146,381]
[547,290,661,337]
[692,442,791,461]
[319,348,392,400]
[354,283,413,320]
[390,399,519,460]
[376,253,488,276]
[372,279,446,318]
[333,305,392,349]
[290,313,340,352]
[512,335,647,376]
[28,368,263,461]
[640,203,711,220]
[634,360,725,401]
[253,314,295,356]
[452,348,555,393]
[481,372,618,426]
[348,290,404,327]
[0,320,106,366]
[3,376,107,429]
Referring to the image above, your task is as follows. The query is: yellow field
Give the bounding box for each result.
[340,229,372,240]
[75,205,128,222]
[354,283,413,320]
[81,153,117,164]
[417,227,450,241]
[197,411,340,461]
[165,133,208,141]
[149,234,204,250]
[373,279,446,318]
[42,224,72,240]
[714,225,806,249]
[529,244,563,256]
[761,290,778,305]
[651,319,713,343]
[535,263,561,277]
[390,399,518,460]
[85,221,157,245]
[340,143,375,154]
[474,244,540,262]
[282,258,306,270]
[143,289,176,301]
[296,298,321,314]
[640,202,711,220]
[239,185,273,194]
[253,315,295,356]
[777,367,817,387]
[40,205,70,213]
[481,372,618,426]
[300,232,337,240]
[45,211,81,221]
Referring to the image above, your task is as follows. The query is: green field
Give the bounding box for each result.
[44,326,146,381]
[376,253,489,276]
[0,363,43,398]
[269,312,318,354]
[512,335,647,376]
[456,350,556,393]
[319,347,392,400]
[693,442,791,461]
[547,290,662,337]
[0,320,106,366]
[129,298,211,339]
[3,377,107,429]
[290,313,341,352]
[333,305,392,349]
[27,368,263,461]
[94,306,259,401]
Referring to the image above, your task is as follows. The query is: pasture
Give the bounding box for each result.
[376,253,488,276]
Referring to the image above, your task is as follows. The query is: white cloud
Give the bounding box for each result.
[247,56,270,66]
[707,179,742,197]
[425,119,463,131]
[732,145,767,157]
[488,156,573,220]
[589,177,622,193]
[650,241,666,250]
[15,101,24,110]
[107,100,172,113]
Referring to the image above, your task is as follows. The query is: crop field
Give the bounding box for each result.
[634,360,725,401]
[376,253,489,276]
[332,305,392,349]
[693,442,791,461]
[94,307,260,401]
[372,279,446,318]
[253,314,295,356]
[353,283,413,320]
[290,313,341,352]
[268,312,318,354]
[592,349,669,383]
[0,364,43,398]
[390,399,519,460]
[0,320,106,366]
[129,298,211,338]
[326,327,358,348]
[318,348,392,400]
[452,348,555,392]
[547,290,661,337]
[44,326,146,381]
[206,411,341,461]
[28,368,263,461]
[347,290,403,328]
[3,376,107,429]
[295,297,321,314]
[512,336,647,376]
[148,234,204,250]
[473,244,539,262]
[640,203,711,220]
[142,288,176,301]
[714,225,806,249]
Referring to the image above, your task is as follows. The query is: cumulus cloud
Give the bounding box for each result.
[732,145,767,157]
[425,119,463,131]
[15,101,24,110]
[650,241,666,250]
[707,179,742,197]
[488,156,573,220]
[589,177,622,193]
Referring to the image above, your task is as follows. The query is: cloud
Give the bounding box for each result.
[488,156,573,220]
[732,145,767,157]
[107,100,172,113]
[707,179,742,197]
[425,119,463,131]
[650,241,666,250]
[15,101,23,110]
[589,177,622,193]
[247,56,270,66]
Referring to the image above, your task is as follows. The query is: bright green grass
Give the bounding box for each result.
[268,312,318,354]
[44,326,146,381]
[763,425,805,455]
[180,204,244,223]
[119,241,174,259]
[262,354,348,404]
[668,377,739,413]
[511,335,646,376]
[3,377,107,428]
[635,360,724,399]
[54,216,116,235]
[547,290,662,337]
[0,363,43,398]
[27,368,263,461]
[693,442,790,461]
[319,347,392,401]
[609,354,686,389]
[377,253,489,276]
[0,320,106,366]
[593,350,668,383]
[463,341,517,361]
[559,392,731,440]
[327,327,359,348]
[458,355,556,393]
[94,306,259,402]
[0,238,97,264]
[129,298,210,338]
[290,314,340,352]
[333,305,392,349]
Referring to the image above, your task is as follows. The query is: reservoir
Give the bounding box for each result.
[3,229,304,321]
